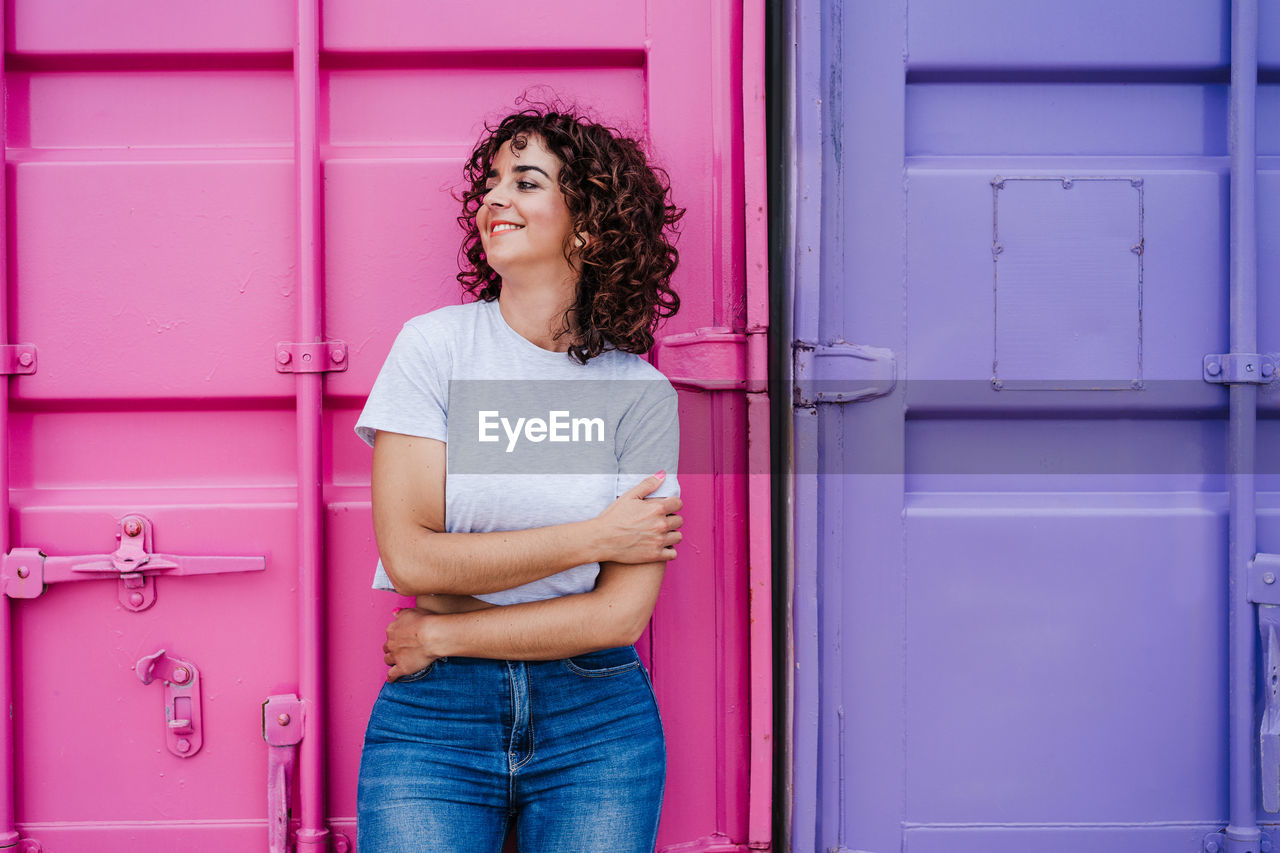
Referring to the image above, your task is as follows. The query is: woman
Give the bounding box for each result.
[354,106,685,852]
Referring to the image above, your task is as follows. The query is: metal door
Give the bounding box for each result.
[782,1,1279,851]
[0,2,771,850]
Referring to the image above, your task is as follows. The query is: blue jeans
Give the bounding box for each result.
[357,646,666,853]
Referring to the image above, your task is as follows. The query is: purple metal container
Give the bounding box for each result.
[782,1,1280,851]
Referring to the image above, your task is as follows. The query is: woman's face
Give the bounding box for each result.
[476,134,576,283]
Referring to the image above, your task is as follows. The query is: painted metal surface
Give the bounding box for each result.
[0,2,769,850]
[785,0,1280,851]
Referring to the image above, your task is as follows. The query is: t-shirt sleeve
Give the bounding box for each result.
[354,321,450,447]
[614,380,680,500]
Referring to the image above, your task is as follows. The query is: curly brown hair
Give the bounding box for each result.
[457,107,683,364]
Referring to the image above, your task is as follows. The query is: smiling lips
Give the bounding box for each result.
[490,222,524,235]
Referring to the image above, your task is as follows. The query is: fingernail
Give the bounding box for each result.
[655,470,666,480]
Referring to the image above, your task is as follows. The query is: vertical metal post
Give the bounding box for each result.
[294,1,329,850]
[1226,0,1260,850]
[785,0,826,848]
[0,4,17,847]
[743,0,773,845]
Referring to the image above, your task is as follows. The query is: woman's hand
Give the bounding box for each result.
[591,472,683,564]
[383,608,440,682]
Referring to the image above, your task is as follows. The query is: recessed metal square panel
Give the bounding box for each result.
[993,176,1144,390]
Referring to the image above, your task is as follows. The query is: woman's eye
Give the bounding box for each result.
[516,180,537,190]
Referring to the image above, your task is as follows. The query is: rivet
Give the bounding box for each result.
[1206,361,1222,377]
[330,347,346,363]
[171,667,190,685]
[124,520,142,538]
[17,353,32,368]
[129,592,144,606]
[1264,363,1276,378]
[277,349,292,365]
[176,738,191,754]
[302,352,313,362]
[1206,841,1221,853]
[335,838,351,853]
[1266,572,1276,585]
[277,713,291,727]
[15,567,28,579]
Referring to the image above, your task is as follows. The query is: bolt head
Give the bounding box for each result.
[330,347,346,363]
[277,349,292,365]
[1205,841,1220,853]
[171,667,190,684]
[15,567,28,579]
[1207,361,1223,376]
[1266,572,1276,585]
[17,353,32,367]
[128,592,144,606]
[176,738,191,754]
[123,520,142,538]
[277,713,291,727]
[1265,363,1276,378]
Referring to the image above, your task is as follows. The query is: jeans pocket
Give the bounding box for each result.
[561,646,642,677]
[392,661,436,684]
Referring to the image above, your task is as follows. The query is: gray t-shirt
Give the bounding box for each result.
[355,298,680,605]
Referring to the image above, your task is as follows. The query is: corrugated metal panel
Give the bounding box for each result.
[0,2,770,850]
[785,0,1278,850]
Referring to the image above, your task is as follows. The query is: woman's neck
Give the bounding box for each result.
[496,279,578,353]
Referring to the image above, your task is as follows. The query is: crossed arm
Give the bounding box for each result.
[371,430,683,681]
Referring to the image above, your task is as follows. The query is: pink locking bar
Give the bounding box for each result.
[0,515,264,611]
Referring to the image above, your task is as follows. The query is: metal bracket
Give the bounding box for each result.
[275,341,348,374]
[136,649,203,758]
[653,327,767,392]
[0,345,36,376]
[263,694,304,747]
[1203,830,1273,853]
[0,514,265,611]
[793,341,896,406]
[1204,353,1276,385]
[1246,554,1280,605]
[263,694,305,853]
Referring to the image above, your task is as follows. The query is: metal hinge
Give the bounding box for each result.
[1203,353,1276,385]
[793,341,896,407]
[276,341,349,374]
[0,345,36,376]
[653,327,766,392]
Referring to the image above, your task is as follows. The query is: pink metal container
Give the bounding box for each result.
[0,1,770,850]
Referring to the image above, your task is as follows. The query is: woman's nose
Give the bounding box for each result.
[483,186,509,208]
